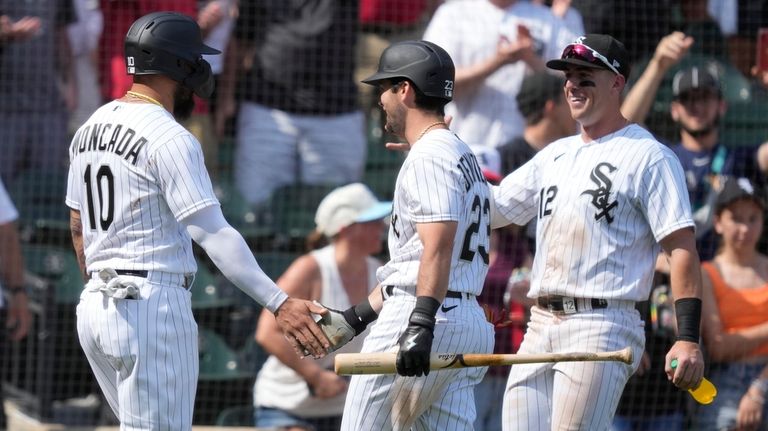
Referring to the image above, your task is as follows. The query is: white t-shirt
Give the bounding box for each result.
[423,0,582,149]
[492,124,694,301]
[0,179,19,308]
[66,101,219,275]
[377,129,491,296]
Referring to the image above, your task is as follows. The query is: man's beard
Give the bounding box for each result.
[680,113,720,138]
[173,85,195,121]
[383,103,407,137]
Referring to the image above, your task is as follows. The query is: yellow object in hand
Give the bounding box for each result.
[671,359,717,404]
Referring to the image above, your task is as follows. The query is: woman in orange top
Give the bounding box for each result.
[696,177,768,431]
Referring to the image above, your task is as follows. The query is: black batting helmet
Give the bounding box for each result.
[362,40,455,101]
[125,11,221,98]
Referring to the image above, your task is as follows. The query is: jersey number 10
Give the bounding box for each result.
[83,164,115,231]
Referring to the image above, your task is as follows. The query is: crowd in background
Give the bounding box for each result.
[2,0,768,430]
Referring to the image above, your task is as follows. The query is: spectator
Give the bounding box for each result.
[498,71,575,175]
[571,0,673,63]
[0,0,75,184]
[0,178,32,430]
[422,0,582,149]
[675,0,729,60]
[67,0,103,134]
[253,183,389,431]
[695,177,768,430]
[623,54,768,261]
[471,146,533,431]
[356,0,432,110]
[216,1,366,207]
[98,1,197,102]
[497,71,576,254]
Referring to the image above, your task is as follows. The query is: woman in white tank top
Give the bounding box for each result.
[253,183,391,430]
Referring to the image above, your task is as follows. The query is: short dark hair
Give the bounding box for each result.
[397,79,447,116]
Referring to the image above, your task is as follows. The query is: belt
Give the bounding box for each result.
[115,269,148,277]
[383,285,473,300]
[92,270,194,289]
[536,296,609,315]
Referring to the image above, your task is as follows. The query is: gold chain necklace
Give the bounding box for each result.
[416,121,447,142]
[126,91,163,107]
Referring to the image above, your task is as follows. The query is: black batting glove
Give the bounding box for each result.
[396,296,440,377]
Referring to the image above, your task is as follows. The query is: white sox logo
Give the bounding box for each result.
[580,162,618,224]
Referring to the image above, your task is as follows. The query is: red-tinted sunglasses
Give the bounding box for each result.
[561,43,620,75]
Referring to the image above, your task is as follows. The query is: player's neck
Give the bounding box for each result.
[580,112,630,143]
[124,83,173,112]
[680,129,718,152]
[406,115,448,145]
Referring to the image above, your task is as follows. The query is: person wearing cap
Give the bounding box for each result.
[253,183,389,430]
[696,177,768,431]
[491,34,705,429]
[498,71,576,176]
[314,40,496,430]
[422,0,583,149]
[622,34,768,262]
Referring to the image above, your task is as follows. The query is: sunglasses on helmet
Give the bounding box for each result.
[561,43,620,76]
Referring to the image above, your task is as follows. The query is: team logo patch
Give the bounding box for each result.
[580,162,618,224]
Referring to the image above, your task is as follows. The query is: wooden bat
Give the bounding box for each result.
[335,347,633,375]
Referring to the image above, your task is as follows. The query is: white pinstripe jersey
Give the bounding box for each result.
[377,129,491,296]
[493,124,694,301]
[65,101,219,275]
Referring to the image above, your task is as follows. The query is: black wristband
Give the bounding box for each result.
[408,296,440,330]
[342,297,379,335]
[675,297,702,343]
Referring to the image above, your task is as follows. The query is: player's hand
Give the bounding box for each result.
[273,298,331,359]
[6,291,32,341]
[308,369,348,399]
[651,32,694,72]
[665,340,704,390]
[315,304,356,352]
[633,351,651,377]
[396,306,436,377]
[737,389,763,431]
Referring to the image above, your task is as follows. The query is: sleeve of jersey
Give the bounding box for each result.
[182,206,289,313]
[402,156,463,223]
[65,161,81,212]
[639,152,696,242]
[151,134,220,221]
[491,160,539,228]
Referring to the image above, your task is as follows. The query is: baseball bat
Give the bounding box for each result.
[335,347,633,375]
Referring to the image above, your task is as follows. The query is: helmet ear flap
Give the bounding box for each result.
[183,59,215,99]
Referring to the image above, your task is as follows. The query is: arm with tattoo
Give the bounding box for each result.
[70,209,87,281]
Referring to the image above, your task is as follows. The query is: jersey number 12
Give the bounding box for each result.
[83,164,115,231]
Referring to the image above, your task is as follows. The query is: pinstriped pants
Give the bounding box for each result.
[502,306,644,431]
[76,278,198,431]
[341,289,494,431]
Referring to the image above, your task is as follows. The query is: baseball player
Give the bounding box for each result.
[65,12,330,430]
[490,34,705,430]
[318,40,495,430]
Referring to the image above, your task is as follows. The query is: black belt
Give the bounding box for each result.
[115,269,148,277]
[112,270,193,289]
[536,296,608,315]
[383,285,472,300]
